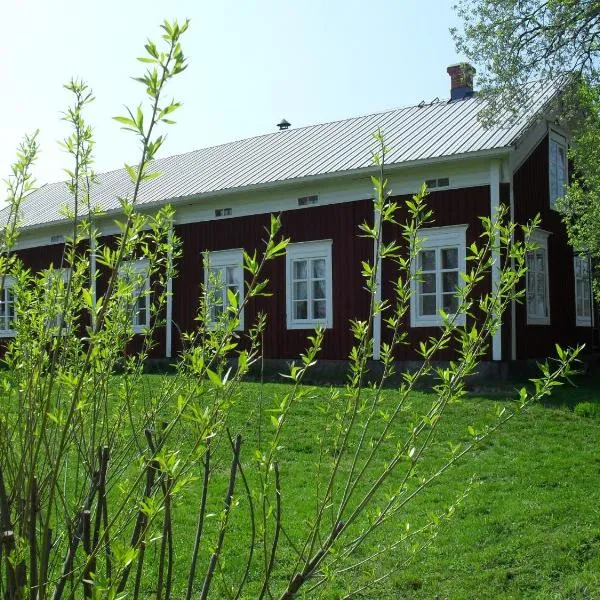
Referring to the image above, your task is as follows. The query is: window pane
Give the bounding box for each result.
[294,300,307,320]
[312,259,326,279]
[421,273,436,294]
[420,295,436,316]
[226,266,237,285]
[441,248,458,269]
[442,271,458,293]
[294,281,307,301]
[420,250,435,271]
[293,260,307,280]
[442,294,458,313]
[313,300,326,319]
[313,279,326,300]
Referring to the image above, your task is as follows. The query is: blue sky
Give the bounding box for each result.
[2,1,464,186]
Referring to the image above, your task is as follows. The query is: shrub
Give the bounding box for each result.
[0,19,580,600]
[574,401,600,418]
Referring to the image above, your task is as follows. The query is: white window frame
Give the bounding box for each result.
[410,224,468,328]
[119,259,151,334]
[286,240,333,330]
[0,276,16,337]
[45,267,71,333]
[549,130,568,210]
[204,248,245,330]
[574,255,593,327]
[526,229,551,325]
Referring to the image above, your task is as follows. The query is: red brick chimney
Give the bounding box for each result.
[447,63,476,100]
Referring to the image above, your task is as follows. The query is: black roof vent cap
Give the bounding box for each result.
[277,118,291,131]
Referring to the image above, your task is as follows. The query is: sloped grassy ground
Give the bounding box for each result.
[128,372,600,599]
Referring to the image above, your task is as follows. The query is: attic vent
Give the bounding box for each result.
[425,178,450,189]
[50,235,65,244]
[298,195,319,206]
[214,208,232,217]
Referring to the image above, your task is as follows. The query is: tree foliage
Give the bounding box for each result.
[454,0,600,299]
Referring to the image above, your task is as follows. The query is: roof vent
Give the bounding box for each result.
[277,118,291,131]
[298,194,318,206]
[447,63,476,101]
[215,208,232,217]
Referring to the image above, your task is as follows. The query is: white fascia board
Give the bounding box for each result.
[13,152,503,249]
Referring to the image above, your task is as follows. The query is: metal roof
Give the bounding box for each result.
[4,79,563,230]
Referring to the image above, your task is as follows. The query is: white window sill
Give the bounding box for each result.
[526,317,550,326]
[411,314,466,328]
[0,331,16,338]
[287,320,331,330]
[576,318,592,328]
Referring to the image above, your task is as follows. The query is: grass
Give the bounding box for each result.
[123,372,600,599]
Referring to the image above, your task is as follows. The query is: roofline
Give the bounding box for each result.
[15,146,512,235]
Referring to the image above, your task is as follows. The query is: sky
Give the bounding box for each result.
[1,1,465,187]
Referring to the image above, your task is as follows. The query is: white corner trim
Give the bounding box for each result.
[372,202,382,360]
[166,223,173,357]
[490,159,502,361]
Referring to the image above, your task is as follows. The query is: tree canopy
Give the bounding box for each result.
[454,0,600,300]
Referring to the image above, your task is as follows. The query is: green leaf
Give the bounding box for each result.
[206,368,222,388]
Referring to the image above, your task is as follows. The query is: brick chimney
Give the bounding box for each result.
[447,63,476,101]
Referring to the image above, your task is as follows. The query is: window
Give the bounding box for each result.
[44,268,71,332]
[119,259,150,333]
[0,276,16,336]
[204,249,244,330]
[286,240,333,329]
[549,131,567,209]
[410,225,467,327]
[574,255,593,327]
[526,229,551,325]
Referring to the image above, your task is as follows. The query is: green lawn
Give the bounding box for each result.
[126,372,600,599]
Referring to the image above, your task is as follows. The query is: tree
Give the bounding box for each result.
[453,0,600,299]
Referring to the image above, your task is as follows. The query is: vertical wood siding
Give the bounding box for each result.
[173,199,373,359]
[381,185,492,361]
[513,135,591,358]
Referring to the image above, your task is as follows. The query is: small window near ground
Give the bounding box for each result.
[526,229,551,325]
[119,259,151,333]
[410,224,467,327]
[549,132,567,209]
[286,240,333,329]
[0,276,16,336]
[204,248,244,330]
[574,255,593,327]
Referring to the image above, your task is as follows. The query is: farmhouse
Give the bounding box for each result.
[3,65,596,364]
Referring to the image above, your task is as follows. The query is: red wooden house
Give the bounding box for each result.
[2,65,596,365]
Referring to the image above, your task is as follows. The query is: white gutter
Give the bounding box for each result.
[510,179,517,361]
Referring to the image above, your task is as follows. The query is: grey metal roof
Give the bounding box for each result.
[5,79,563,231]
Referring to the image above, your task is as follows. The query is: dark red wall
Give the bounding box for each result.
[381,185,493,361]
[173,199,373,359]
[513,135,591,358]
